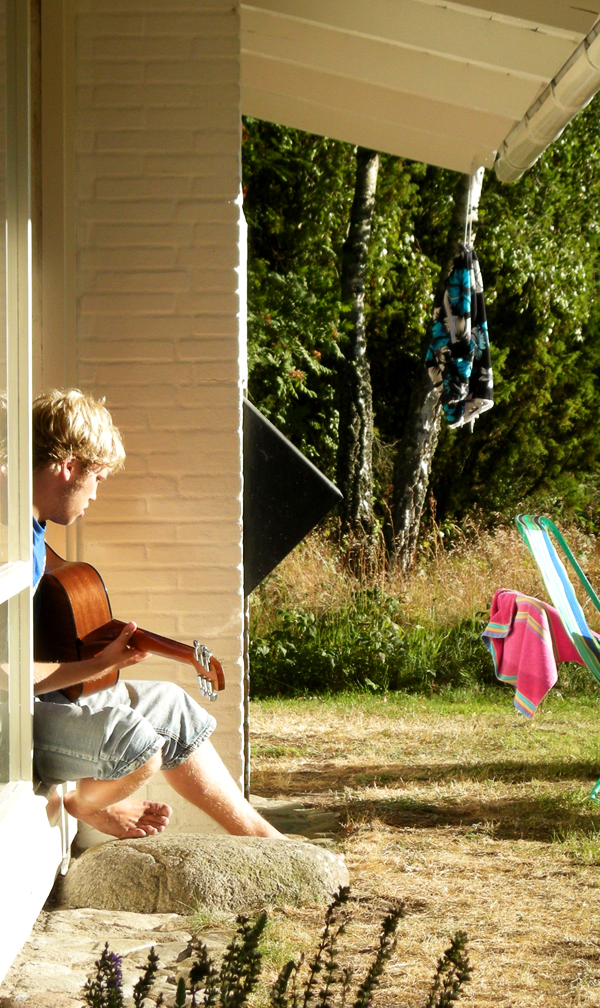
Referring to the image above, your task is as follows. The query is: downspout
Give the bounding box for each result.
[495,18,600,183]
[238,192,251,801]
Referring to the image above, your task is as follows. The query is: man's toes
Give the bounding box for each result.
[150,800,172,813]
[150,802,172,818]
[137,823,159,836]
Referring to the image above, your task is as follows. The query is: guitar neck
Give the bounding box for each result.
[81,619,197,669]
[78,618,224,693]
[130,626,196,666]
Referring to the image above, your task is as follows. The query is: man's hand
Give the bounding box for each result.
[33,621,149,695]
[95,621,149,677]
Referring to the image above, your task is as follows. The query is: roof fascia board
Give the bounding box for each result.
[243,0,580,79]
[242,56,511,149]
[242,84,493,173]
[242,10,544,118]
[426,0,600,37]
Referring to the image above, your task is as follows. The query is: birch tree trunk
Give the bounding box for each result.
[336,147,380,543]
[386,173,471,571]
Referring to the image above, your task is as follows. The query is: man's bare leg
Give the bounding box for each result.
[63,750,171,839]
[162,740,287,838]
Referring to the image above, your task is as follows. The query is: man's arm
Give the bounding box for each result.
[33,621,147,695]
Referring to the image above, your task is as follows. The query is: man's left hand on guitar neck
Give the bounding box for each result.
[33,621,148,695]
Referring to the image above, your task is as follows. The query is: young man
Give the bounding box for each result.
[32,389,284,841]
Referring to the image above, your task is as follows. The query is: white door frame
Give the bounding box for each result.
[0,0,68,984]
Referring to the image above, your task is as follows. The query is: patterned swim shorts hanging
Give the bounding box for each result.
[425,242,493,429]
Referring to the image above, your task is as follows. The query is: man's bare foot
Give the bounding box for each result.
[252,822,289,840]
[64,792,172,839]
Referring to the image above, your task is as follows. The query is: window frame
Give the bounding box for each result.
[0,1,69,984]
[0,0,32,808]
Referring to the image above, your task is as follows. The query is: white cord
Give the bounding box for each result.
[464,167,485,246]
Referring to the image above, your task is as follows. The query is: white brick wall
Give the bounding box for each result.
[75,0,244,831]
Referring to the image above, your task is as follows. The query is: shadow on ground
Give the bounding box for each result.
[252,757,600,792]
[337,792,600,843]
[252,758,600,844]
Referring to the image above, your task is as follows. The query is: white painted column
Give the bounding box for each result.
[74,0,244,832]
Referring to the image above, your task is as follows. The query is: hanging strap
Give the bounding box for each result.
[463,166,485,246]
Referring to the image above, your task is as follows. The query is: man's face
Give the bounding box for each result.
[56,460,109,525]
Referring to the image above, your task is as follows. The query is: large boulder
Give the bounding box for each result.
[59,835,349,913]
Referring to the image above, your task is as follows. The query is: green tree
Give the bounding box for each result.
[242,119,354,474]
[430,98,600,524]
[337,147,380,540]
[243,121,442,493]
[243,97,600,534]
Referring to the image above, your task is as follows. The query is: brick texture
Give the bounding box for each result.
[75,0,244,826]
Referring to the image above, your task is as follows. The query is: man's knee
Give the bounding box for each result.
[142,749,163,777]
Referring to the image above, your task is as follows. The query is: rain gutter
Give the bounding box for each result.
[494,18,600,183]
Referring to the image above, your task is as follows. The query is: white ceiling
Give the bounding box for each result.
[240,0,600,175]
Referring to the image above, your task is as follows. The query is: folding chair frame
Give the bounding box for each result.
[516,514,600,798]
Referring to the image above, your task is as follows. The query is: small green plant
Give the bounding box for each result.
[425,932,472,1008]
[82,888,472,1008]
[83,943,124,1008]
[133,946,161,1007]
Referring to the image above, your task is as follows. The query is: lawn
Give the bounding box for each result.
[249,689,600,1007]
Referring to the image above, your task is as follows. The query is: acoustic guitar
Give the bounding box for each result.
[34,544,225,702]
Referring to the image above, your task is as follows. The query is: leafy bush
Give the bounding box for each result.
[249,588,494,698]
[82,887,471,1008]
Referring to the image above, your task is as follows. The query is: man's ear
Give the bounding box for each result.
[59,457,78,483]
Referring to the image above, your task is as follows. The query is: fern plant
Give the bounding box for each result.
[82,887,472,1007]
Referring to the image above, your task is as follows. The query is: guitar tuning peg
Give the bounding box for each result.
[194,640,217,701]
[193,639,212,671]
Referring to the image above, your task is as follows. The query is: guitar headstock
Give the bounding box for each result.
[193,640,225,700]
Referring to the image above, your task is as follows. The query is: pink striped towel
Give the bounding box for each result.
[482,588,585,717]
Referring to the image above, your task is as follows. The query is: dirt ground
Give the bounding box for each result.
[249,694,600,1007]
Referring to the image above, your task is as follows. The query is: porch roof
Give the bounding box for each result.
[240,0,600,180]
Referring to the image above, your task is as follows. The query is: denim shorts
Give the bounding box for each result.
[33,680,216,786]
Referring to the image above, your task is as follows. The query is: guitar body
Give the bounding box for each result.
[34,544,225,701]
[34,545,119,699]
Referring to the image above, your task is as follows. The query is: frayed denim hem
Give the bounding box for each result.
[160,713,217,771]
[99,737,165,781]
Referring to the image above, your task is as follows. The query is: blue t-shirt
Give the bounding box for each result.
[32,517,46,590]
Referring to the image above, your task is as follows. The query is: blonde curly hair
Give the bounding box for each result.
[32,389,125,472]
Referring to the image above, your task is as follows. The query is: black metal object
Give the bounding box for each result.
[243,398,343,596]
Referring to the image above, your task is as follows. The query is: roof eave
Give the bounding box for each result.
[495,18,600,182]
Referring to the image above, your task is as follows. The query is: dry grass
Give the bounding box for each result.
[252,521,600,631]
[247,521,600,1004]
[249,693,600,1007]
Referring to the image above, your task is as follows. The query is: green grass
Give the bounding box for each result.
[250,686,600,719]
[187,907,237,934]
[250,689,600,842]
[256,917,304,970]
[553,827,600,864]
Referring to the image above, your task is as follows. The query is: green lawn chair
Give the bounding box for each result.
[515,514,600,799]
